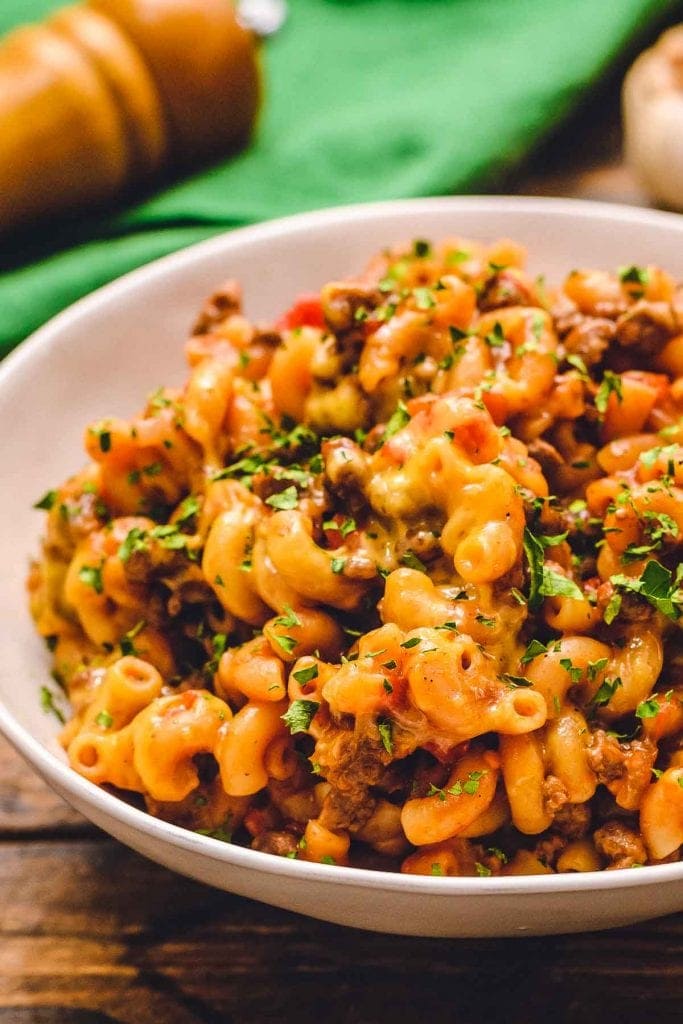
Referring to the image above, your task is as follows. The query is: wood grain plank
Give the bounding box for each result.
[1,840,681,1024]
[0,735,87,835]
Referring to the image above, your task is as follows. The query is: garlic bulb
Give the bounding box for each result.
[623,26,683,210]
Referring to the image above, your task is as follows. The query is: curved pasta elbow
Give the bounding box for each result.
[203,507,270,626]
[499,732,553,835]
[262,510,366,611]
[216,700,288,797]
[380,567,461,631]
[68,723,143,792]
[640,766,683,860]
[406,636,545,742]
[400,751,499,846]
[132,691,232,802]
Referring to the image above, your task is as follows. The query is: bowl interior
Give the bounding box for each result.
[2,196,683,933]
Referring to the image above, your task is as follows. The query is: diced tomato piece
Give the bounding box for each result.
[276,294,325,331]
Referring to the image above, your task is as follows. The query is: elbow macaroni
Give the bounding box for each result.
[30,237,683,874]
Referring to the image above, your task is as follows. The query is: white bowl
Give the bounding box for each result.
[2,196,683,938]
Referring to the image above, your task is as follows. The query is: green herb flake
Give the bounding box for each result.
[195,827,233,844]
[485,321,506,349]
[40,685,65,724]
[611,560,683,621]
[95,710,113,729]
[566,354,590,383]
[401,550,427,573]
[78,563,103,594]
[591,676,623,708]
[381,401,411,443]
[414,287,436,310]
[635,697,660,719]
[339,517,357,538]
[560,658,583,685]
[520,639,550,664]
[603,592,622,625]
[282,699,320,734]
[117,526,148,563]
[618,265,649,286]
[377,718,393,755]
[275,634,299,655]
[475,614,496,628]
[176,494,200,523]
[595,371,623,416]
[400,637,422,649]
[93,427,112,453]
[501,673,533,688]
[274,605,302,629]
[330,557,346,575]
[292,664,319,686]
[33,490,57,511]
[265,486,299,511]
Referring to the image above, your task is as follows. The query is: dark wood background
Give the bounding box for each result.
[3,19,683,1023]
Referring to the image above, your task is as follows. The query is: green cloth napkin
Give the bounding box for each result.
[0,0,677,356]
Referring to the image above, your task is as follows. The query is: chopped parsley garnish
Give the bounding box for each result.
[381,401,411,443]
[475,614,496,628]
[611,560,683,621]
[330,557,346,574]
[40,685,65,724]
[428,770,486,801]
[595,371,623,416]
[560,658,582,684]
[339,517,356,538]
[501,673,533,688]
[377,719,393,755]
[484,322,506,348]
[414,287,436,310]
[591,676,622,708]
[265,486,299,511]
[603,592,622,625]
[475,862,492,877]
[401,550,427,572]
[413,239,432,258]
[95,710,113,729]
[118,526,147,562]
[176,494,200,523]
[520,638,553,664]
[33,490,57,511]
[195,827,233,843]
[292,664,319,686]
[274,606,301,629]
[523,527,583,609]
[78,563,103,594]
[282,699,319,734]
[400,637,422,649]
[618,265,649,286]
[120,620,146,657]
[91,426,111,453]
[635,697,660,719]
[274,634,299,655]
[566,354,590,383]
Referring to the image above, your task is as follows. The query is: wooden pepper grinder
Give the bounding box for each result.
[0,0,265,232]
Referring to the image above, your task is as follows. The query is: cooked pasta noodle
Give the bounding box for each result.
[28,238,683,874]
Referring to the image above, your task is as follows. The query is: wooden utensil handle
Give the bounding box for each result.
[0,0,260,232]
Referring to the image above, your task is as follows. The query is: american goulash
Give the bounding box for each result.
[29,237,683,875]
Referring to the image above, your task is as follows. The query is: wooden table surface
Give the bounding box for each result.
[3,29,683,1024]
